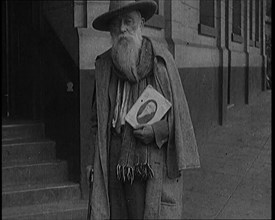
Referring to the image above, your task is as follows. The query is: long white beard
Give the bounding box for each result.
[111,34,142,81]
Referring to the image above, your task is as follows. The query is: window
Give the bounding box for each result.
[145,0,164,29]
[231,0,243,43]
[198,0,216,38]
[255,0,260,47]
[232,0,241,35]
[249,0,253,46]
[200,0,215,27]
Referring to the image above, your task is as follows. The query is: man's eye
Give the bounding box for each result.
[125,19,133,24]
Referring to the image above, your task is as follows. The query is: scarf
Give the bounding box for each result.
[112,37,158,183]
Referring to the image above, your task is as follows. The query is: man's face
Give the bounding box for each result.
[110,10,144,45]
[110,11,144,80]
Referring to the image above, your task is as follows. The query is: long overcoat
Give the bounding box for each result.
[89,37,200,219]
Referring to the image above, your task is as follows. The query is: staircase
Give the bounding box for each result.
[2,120,88,220]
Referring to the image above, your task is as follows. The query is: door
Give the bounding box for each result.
[2,0,42,119]
[2,0,9,117]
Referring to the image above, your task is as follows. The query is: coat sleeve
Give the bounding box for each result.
[87,78,97,168]
[151,56,171,149]
[152,119,168,148]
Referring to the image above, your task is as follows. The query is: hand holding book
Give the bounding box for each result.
[133,124,155,145]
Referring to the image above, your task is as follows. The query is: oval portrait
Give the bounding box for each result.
[136,99,158,124]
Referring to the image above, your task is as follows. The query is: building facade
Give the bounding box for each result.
[2,0,268,213]
[76,0,267,196]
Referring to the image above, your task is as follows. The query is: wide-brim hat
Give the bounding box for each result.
[92,0,157,32]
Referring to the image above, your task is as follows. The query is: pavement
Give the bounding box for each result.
[181,90,271,219]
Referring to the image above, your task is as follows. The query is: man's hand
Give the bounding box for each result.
[133,125,155,145]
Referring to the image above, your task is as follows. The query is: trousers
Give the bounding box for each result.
[108,131,146,219]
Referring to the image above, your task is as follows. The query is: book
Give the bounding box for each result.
[125,85,172,129]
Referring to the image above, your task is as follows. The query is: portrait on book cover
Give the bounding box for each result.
[136,99,157,124]
[125,85,172,129]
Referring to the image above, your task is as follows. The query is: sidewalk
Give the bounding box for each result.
[182,90,271,219]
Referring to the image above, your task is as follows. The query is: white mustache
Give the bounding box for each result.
[113,34,134,45]
[112,31,142,47]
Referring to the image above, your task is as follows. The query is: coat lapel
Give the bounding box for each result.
[108,71,118,123]
[95,51,112,200]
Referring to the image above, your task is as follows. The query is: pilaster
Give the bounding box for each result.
[244,0,250,104]
[217,0,229,125]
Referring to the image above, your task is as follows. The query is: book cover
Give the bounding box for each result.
[125,85,172,129]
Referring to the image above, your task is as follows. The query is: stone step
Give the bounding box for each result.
[2,160,68,187]
[2,182,81,208]
[2,200,88,220]
[2,139,56,164]
[2,123,45,141]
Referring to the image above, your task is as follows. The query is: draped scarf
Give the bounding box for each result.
[111,37,160,183]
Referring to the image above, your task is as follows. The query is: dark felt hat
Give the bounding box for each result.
[92,0,157,31]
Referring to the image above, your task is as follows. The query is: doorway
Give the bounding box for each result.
[2,0,42,119]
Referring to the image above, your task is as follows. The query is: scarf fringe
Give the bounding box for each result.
[116,164,134,184]
[116,163,154,184]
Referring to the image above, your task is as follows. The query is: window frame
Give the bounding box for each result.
[254,0,260,48]
[198,0,217,38]
[231,0,244,44]
[144,0,165,29]
[249,0,254,46]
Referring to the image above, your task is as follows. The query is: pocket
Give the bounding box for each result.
[160,200,181,219]
[161,190,177,206]
[160,165,182,206]
[160,180,182,219]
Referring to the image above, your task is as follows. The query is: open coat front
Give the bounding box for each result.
[89,37,200,219]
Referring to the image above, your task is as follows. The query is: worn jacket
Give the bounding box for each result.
[89,37,200,219]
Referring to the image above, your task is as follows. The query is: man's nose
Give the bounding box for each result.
[120,20,127,33]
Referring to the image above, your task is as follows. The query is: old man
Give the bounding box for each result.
[88,0,200,219]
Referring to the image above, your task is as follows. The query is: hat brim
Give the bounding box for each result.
[92,1,157,32]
